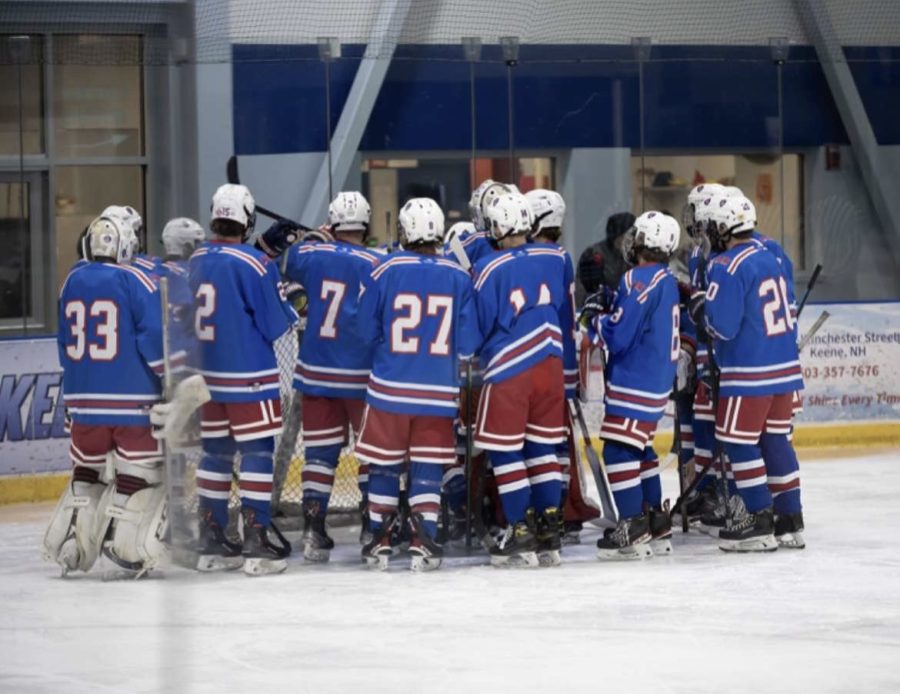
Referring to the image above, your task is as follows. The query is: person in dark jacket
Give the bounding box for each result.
[575,212,635,305]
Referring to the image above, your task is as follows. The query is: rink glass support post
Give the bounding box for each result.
[631,37,651,213]
[500,36,520,181]
[317,37,341,203]
[462,37,482,190]
[769,37,790,248]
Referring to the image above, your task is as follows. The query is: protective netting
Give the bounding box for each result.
[2,0,899,66]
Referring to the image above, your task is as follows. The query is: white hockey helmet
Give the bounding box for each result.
[87,215,132,264]
[683,183,726,238]
[525,189,566,238]
[630,211,681,257]
[211,183,256,233]
[722,185,744,198]
[162,217,206,258]
[398,197,445,247]
[102,204,143,256]
[485,191,534,241]
[328,191,371,232]
[703,193,757,252]
[445,221,476,246]
[468,179,496,228]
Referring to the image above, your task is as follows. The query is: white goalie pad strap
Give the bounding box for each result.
[42,480,107,573]
[106,485,169,570]
[114,457,164,484]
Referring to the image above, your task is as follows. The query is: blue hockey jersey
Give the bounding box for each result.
[357,252,481,418]
[703,241,804,397]
[131,254,159,279]
[473,243,577,395]
[444,229,495,268]
[189,240,297,403]
[751,230,796,316]
[58,261,164,426]
[595,263,680,422]
[282,240,380,399]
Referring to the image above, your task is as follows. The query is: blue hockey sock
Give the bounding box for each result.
[238,436,275,527]
[760,433,802,515]
[301,442,342,516]
[603,441,643,519]
[443,461,466,512]
[693,418,716,492]
[640,446,662,508]
[409,460,443,540]
[523,441,562,514]
[198,438,236,529]
[367,463,402,535]
[722,441,772,513]
[490,450,531,525]
[556,440,572,506]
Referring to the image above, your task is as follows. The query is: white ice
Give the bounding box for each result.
[2,452,899,694]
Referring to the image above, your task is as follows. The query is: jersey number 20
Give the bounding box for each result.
[759,277,794,337]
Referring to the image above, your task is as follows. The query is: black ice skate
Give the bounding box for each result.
[362,513,399,571]
[408,513,443,572]
[536,506,562,567]
[596,513,652,560]
[241,509,291,576]
[649,501,673,555]
[774,511,805,550]
[561,519,583,546]
[302,500,334,563]
[196,509,244,572]
[673,482,719,527]
[489,509,539,568]
[699,492,745,537]
[718,507,778,553]
[358,500,373,546]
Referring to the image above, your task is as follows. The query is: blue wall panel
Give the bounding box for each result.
[229,43,900,155]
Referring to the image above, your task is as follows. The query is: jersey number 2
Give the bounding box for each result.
[195,283,216,341]
[64,300,118,361]
[392,294,453,355]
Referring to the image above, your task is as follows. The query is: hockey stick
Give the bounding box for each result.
[798,309,830,353]
[569,398,618,527]
[448,233,472,272]
[463,359,490,550]
[796,263,823,318]
[226,155,313,230]
[672,388,689,533]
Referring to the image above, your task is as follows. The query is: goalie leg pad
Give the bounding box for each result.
[103,459,168,574]
[42,468,108,574]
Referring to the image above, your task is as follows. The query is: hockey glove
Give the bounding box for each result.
[257,219,302,258]
[579,286,617,325]
[675,348,696,394]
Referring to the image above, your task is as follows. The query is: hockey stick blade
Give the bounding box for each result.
[569,400,618,527]
[798,310,830,353]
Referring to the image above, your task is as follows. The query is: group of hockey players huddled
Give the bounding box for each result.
[43,174,805,577]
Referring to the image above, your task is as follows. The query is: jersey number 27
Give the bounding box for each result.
[391,294,453,356]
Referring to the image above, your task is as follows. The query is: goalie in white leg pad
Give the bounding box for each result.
[42,474,108,574]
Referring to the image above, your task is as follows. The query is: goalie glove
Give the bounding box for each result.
[579,286,617,326]
[151,375,212,450]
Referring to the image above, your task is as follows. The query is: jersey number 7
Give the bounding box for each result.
[391,293,453,356]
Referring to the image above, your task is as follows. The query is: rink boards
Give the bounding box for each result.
[1,301,899,503]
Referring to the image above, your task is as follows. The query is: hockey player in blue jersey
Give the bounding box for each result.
[155,217,205,362]
[101,205,154,277]
[189,183,297,575]
[44,215,168,576]
[585,212,681,560]
[524,188,594,543]
[279,191,381,562]
[472,191,577,568]
[443,179,511,268]
[689,194,804,552]
[354,198,480,571]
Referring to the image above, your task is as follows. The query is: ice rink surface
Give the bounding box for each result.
[2,451,899,694]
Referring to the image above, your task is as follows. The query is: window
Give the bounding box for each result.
[0,35,44,155]
[361,156,555,245]
[632,154,805,270]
